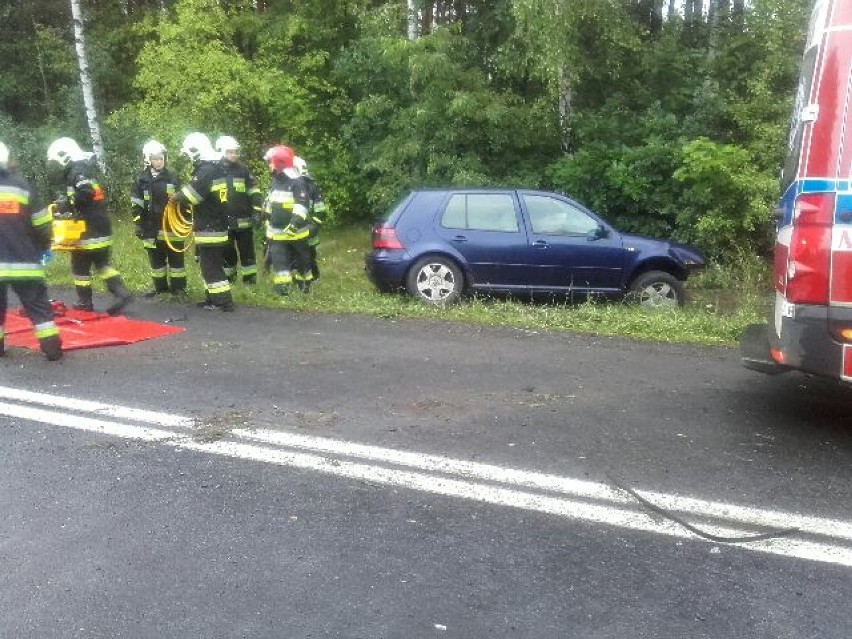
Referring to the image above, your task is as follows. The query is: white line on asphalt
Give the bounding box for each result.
[178,437,852,568]
[0,401,177,442]
[232,428,852,543]
[0,385,195,429]
[3,390,852,568]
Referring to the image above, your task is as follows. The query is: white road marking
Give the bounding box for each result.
[0,385,194,429]
[2,387,852,567]
[232,428,852,542]
[0,401,176,442]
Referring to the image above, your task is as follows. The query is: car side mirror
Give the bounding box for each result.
[587,224,608,241]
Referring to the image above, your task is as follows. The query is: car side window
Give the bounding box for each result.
[442,195,467,229]
[441,193,519,232]
[523,194,598,236]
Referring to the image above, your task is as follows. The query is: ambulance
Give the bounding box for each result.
[741,0,852,383]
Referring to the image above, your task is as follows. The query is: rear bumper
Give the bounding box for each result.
[740,300,852,383]
[364,251,411,290]
[739,323,788,375]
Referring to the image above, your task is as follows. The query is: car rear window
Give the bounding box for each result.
[441,193,518,232]
[378,192,415,224]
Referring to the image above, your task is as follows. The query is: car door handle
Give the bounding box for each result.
[452,235,468,242]
[532,240,549,248]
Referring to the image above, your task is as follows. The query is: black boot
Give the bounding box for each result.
[144,278,169,298]
[73,285,94,312]
[40,335,63,362]
[105,277,134,316]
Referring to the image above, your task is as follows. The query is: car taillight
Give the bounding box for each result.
[782,193,833,305]
[372,225,404,250]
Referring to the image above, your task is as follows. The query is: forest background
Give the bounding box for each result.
[0,0,810,272]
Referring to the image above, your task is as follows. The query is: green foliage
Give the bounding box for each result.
[545,103,686,239]
[673,137,777,259]
[337,22,557,215]
[0,0,816,274]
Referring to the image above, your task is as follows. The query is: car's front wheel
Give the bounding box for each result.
[628,270,684,308]
[406,256,464,304]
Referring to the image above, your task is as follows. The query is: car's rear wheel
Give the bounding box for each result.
[406,256,464,304]
[628,270,684,308]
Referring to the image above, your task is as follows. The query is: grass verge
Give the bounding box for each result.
[45,221,767,347]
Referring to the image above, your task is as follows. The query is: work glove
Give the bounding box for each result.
[134,224,145,240]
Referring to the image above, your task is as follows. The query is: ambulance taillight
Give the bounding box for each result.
[782,193,833,305]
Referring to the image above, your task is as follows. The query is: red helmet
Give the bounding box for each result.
[264,145,295,172]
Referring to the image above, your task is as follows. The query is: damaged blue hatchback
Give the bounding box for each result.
[365,189,705,307]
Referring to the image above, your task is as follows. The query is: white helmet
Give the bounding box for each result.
[215,135,240,154]
[293,156,309,177]
[142,139,167,165]
[47,137,91,166]
[180,132,218,163]
[0,142,8,169]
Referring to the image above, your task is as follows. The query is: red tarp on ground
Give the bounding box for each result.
[4,304,184,351]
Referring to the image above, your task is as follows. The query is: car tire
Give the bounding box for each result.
[628,270,684,308]
[406,256,464,304]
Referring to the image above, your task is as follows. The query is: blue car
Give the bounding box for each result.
[365,189,705,307]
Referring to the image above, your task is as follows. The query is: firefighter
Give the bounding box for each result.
[131,140,187,298]
[215,136,263,285]
[263,145,313,296]
[294,156,328,284]
[0,142,63,361]
[46,137,133,315]
[171,132,235,312]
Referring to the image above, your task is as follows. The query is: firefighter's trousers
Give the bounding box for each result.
[198,243,234,307]
[71,248,132,308]
[0,279,62,360]
[143,238,186,293]
[268,239,312,294]
[223,228,257,283]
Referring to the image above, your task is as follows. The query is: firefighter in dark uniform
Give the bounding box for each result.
[171,132,235,312]
[215,136,263,285]
[294,156,328,284]
[263,145,313,296]
[131,139,187,298]
[0,142,62,361]
[46,137,133,315]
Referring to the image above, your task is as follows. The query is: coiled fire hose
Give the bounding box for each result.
[162,200,194,253]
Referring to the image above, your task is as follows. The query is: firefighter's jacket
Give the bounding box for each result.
[265,173,312,242]
[220,161,262,230]
[131,167,180,240]
[303,175,328,246]
[0,169,51,280]
[175,161,229,246]
[61,159,111,251]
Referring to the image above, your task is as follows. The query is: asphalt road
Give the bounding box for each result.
[2,294,852,638]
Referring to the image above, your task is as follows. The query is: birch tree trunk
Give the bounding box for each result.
[407,0,419,40]
[558,67,574,154]
[708,0,719,56]
[70,0,106,173]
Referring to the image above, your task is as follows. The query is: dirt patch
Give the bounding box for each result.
[295,411,339,428]
[381,388,572,419]
[193,411,255,442]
